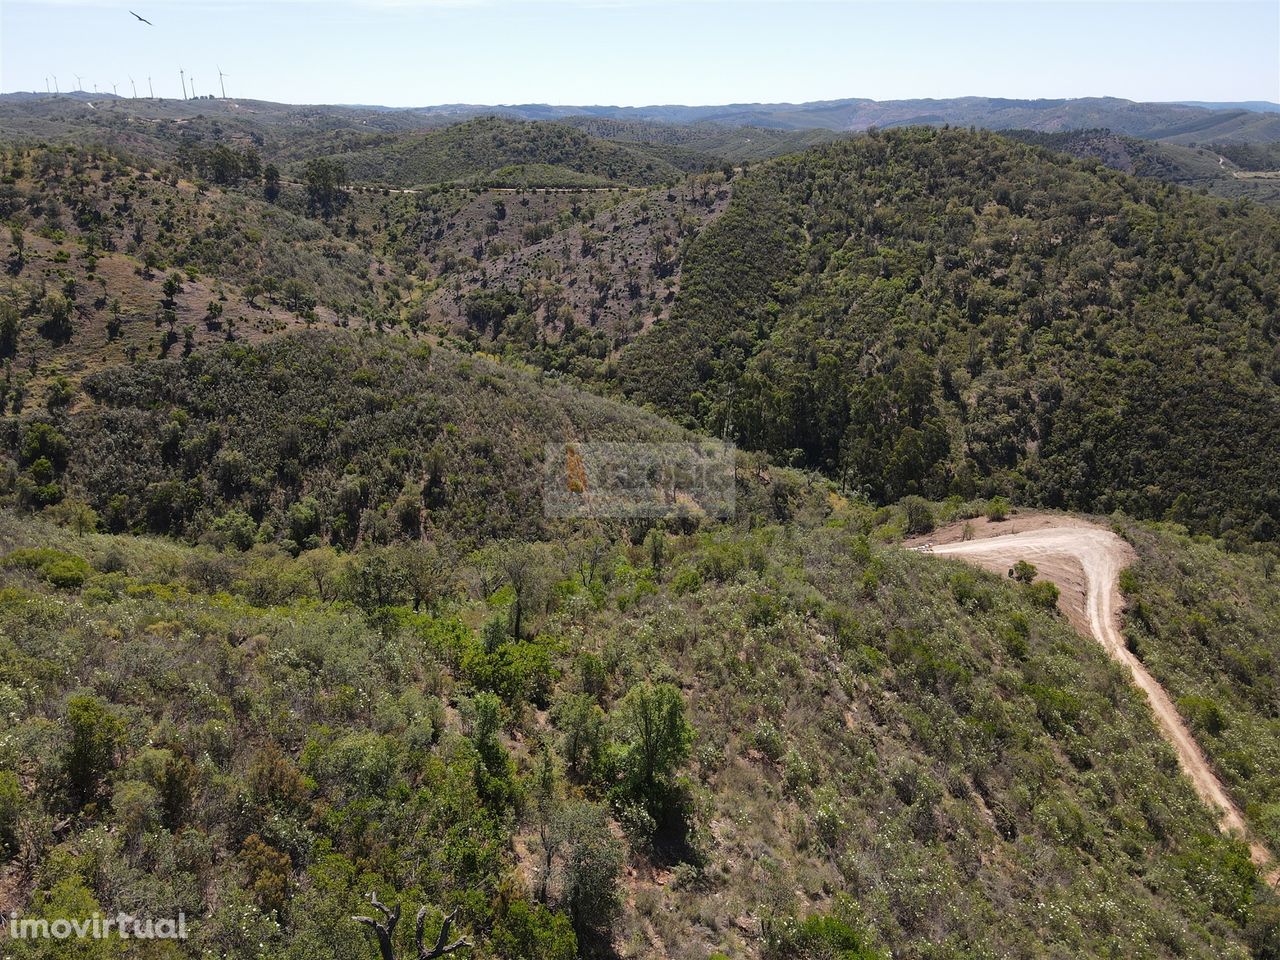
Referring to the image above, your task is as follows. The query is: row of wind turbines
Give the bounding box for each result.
[42,67,231,101]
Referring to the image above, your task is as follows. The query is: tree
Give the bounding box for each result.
[1009,559,1037,584]
[474,540,558,640]
[162,271,183,305]
[388,542,452,613]
[547,800,622,939]
[62,694,124,810]
[304,158,348,219]
[7,225,24,274]
[552,693,606,781]
[612,682,693,804]
[342,548,408,619]
[0,300,18,358]
[351,891,472,960]
[263,163,281,202]
[44,498,98,536]
[902,496,934,535]
[644,526,667,577]
[39,292,73,343]
[0,770,22,857]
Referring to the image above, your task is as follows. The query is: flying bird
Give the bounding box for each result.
[129,10,152,25]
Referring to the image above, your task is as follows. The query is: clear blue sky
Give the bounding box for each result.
[3,0,1277,107]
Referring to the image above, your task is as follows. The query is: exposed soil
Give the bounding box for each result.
[912,512,1278,882]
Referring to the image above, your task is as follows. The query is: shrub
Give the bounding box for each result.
[1008,559,1037,583]
[1026,580,1060,610]
[1178,694,1227,737]
[0,770,21,857]
[5,547,92,589]
[62,693,124,809]
[902,496,934,535]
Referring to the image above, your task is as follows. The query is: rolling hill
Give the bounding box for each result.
[621,126,1280,544]
[293,117,697,189]
[401,96,1280,144]
[2,97,1280,960]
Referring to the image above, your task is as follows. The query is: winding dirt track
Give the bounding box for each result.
[923,522,1277,880]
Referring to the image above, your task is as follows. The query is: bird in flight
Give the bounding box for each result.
[130,10,153,25]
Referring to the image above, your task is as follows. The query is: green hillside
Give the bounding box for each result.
[315,117,692,188]
[622,127,1280,544]
[1119,520,1280,854]
[3,102,1280,960]
[1003,129,1280,204]
[560,117,844,163]
[7,331,690,549]
[0,501,1275,959]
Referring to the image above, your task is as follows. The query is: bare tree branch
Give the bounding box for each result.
[418,907,472,959]
[352,890,401,960]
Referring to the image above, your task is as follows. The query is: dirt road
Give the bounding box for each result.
[922,520,1277,880]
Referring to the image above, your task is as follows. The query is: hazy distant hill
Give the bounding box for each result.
[411,96,1280,144]
[5,92,1279,146]
[1173,100,1280,113]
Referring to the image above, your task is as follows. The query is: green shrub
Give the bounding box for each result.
[0,770,21,857]
[902,496,934,535]
[1026,580,1060,610]
[1008,559,1037,584]
[1178,694,1227,737]
[4,547,92,589]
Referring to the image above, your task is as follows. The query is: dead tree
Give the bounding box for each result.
[352,891,472,960]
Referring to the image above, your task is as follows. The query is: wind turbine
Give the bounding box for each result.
[179,67,186,99]
[217,66,228,100]
[148,76,154,99]
[45,77,50,94]
[111,82,118,96]
[129,76,137,98]
[53,76,59,94]
[75,74,84,92]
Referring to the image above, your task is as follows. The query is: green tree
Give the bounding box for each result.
[263,163,281,202]
[1009,559,1037,584]
[304,158,348,219]
[552,692,607,781]
[62,694,124,810]
[0,300,19,358]
[549,800,622,939]
[902,496,934,535]
[0,770,22,857]
[162,270,184,304]
[612,682,693,803]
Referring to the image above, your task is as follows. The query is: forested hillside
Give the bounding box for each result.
[314,118,697,189]
[0,141,726,406]
[3,331,693,549]
[3,98,1280,960]
[1003,129,1280,204]
[623,127,1280,544]
[0,502,1276,960]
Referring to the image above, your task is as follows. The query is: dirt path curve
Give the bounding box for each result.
[920,520,1277,881]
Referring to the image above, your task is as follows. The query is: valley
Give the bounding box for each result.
[0,81,1277,960]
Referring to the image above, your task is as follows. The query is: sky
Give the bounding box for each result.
[2,0,1277,107]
